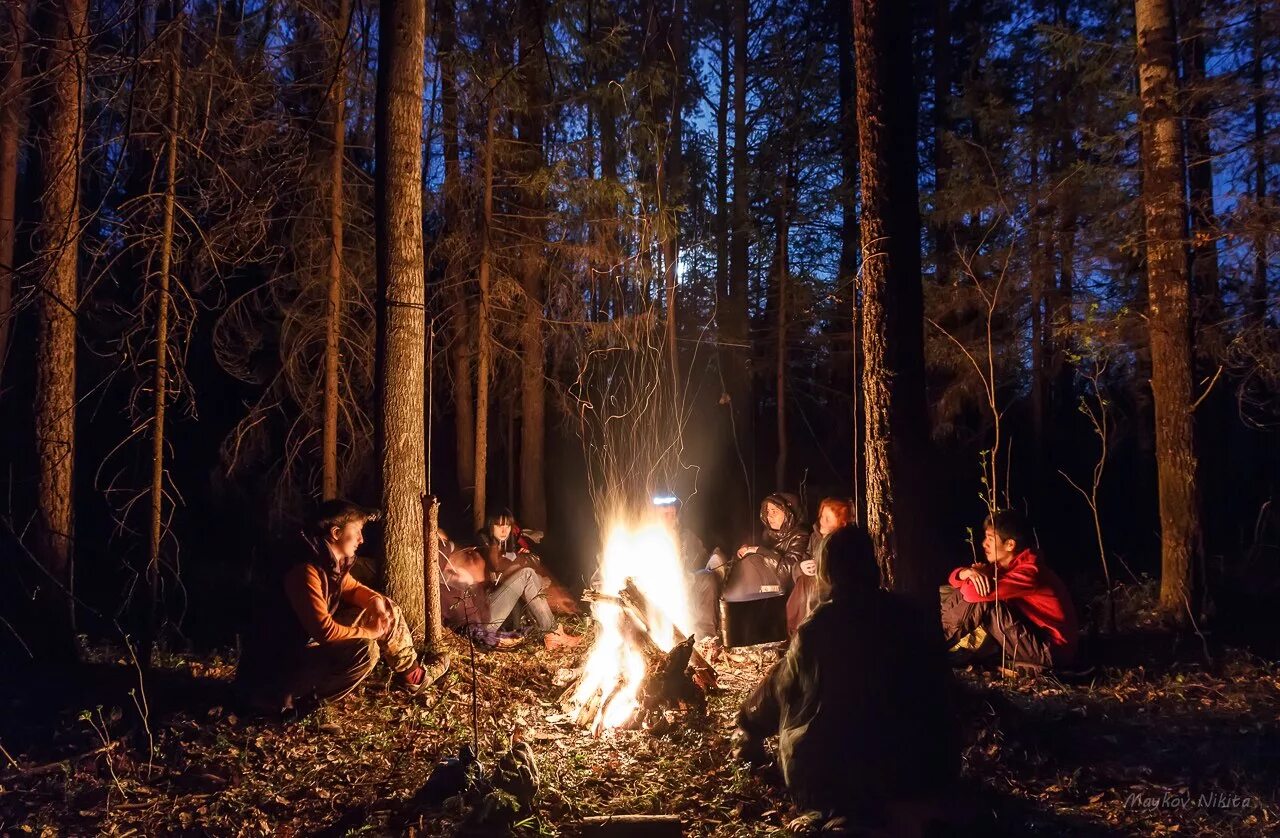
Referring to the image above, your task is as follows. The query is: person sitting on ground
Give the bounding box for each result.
[652,493,723,641]
[726,492,807,598]
[734,526,959,832]
[235,498,450,717]
[434,526,582,651]
[476,508,579,617]
[687,492,806,654]
[942,508,1080,670]
[785,496,851,636]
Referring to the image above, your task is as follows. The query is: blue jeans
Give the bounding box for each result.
[485,567,556,632]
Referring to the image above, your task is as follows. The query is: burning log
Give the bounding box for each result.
[563,578,714,733]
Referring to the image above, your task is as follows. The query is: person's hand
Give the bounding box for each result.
[960,566,993,597]
[365,609,392,639]
[799,559,818,577]
[737,545,757,559]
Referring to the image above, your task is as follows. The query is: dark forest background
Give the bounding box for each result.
[2,0,1279,659]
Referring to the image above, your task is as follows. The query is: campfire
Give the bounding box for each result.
[559,520,716,734]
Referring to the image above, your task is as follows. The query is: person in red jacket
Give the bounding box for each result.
[942,509,1079,669]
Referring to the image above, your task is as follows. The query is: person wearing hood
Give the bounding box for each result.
[734,526,960,833]
[724,492,808,599]
[687,492,807,652]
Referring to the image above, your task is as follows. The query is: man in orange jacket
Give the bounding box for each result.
[236,499,449,716]
[942,509,1079,670]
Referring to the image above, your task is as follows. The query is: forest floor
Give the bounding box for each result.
[2,602,1279,837]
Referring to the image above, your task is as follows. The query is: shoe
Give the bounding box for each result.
[396,651,451,694]
[543,626,583,650]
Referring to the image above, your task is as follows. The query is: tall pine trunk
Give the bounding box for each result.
[322,0,349,499]
[836,0,862,520]
[1250,0,1269,325]
[146,19,182,663]
[662,0,685,403]
[773,170,790,490]
[375,0,427,640]
[1133,0,1202,622]
[438,0,474,506]
[517,0,547,529]
[852,0,933,596]
[723,0,752,519]
[33,0,87,661]
[473,101,495,533]
[0,0,24,389]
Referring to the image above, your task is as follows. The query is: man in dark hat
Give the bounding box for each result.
[734,526,959,832]
[236,498,450,716]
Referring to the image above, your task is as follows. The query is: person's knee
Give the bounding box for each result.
[353,638,380,678]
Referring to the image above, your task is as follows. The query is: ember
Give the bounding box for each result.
[561,519,715,733]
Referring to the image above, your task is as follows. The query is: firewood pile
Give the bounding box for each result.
[557,579,716,734]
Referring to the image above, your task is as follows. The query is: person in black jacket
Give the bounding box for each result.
[735,526,960,832]
[689,492,807,651]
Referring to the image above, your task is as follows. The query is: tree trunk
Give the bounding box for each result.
[1250,0,1269,325]
[146,20,182,662]
[438,0,474,506]
[852,0,933,597]
[715,6,729,310]
[931,0,954,284]
[517,0,547,530]
[375,0,428,640]
[723,0,752,516]
[661,0,685,403]
[33,0,87,661]
[0,0,25,390]
[1133,0,1201,622]
[1179,0,1227,565]
[774,171,790,490]
[473,101,495,534]
[837,0,863,520]
[322,0,349,499]
[1178,0,1220,331]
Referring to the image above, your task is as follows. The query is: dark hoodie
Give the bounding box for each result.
[752,492,808,583]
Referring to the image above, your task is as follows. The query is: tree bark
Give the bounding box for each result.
[322,0,349,500]
[1133,0,1201,621]
[931,0,954,284]
[661,0,685,403]
[773,171,790,490]
[852,0,933,596]
[1250,0,1269,325]
[0,0,25,390]
[375,0,428,640]
[438,0,474,505]
[517,0,547,530]
[473,100,495,534]
[146,19,182,662]
[836,0,863,521]
[722,0,752,519]
[33,0,88,661]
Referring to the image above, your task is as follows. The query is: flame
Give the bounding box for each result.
[571,517,692,729]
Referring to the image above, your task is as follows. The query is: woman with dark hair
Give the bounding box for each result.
[474,508,582,648]
[785,497,852,635]
[725,492,808,598]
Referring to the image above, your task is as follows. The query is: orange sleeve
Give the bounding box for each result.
[284,564,376,643]
[340,573,382,612]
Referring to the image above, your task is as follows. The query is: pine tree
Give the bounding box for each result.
[1134,0,1202,621]
[376,0,429,640]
